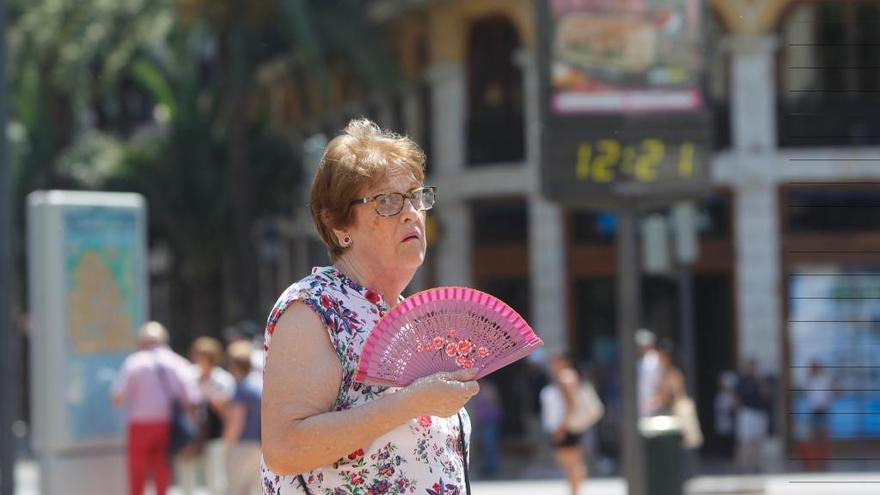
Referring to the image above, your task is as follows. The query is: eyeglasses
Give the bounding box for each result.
[349,186,436,217]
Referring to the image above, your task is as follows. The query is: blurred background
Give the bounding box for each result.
[2,0,880,493]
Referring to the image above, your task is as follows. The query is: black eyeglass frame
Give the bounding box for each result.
[348,186,437,217]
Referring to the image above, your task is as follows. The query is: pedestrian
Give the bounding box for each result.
[176,336,235,495]
[646,339,686,415]
[734,358,769,473]
[636,329,662,417]
[471,379,504,477]
[224,340,263,495]
[540,352,603,495]
[799,360,837,471]
[223,321,265,380]
[112,322,200,495]
[714,371,738,463]
[261,119,479,494]
[653,340,703,459]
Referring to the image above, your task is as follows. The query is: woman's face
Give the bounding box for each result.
[343,167,427,274]
[192,354,213,375]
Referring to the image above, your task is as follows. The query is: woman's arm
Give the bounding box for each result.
[223,401,246,449]
[557,369,579,425]
[262,302,478,476]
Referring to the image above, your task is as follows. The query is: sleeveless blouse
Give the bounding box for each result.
[261,266,471,495]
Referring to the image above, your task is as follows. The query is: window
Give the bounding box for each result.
[786,187,880,233]
[472,200,528,245]
[466,16,525,165]
[778,2,880,147]
[705,10,731,150]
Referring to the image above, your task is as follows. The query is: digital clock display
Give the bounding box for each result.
[540,128,710,204]
[573,138,699,184]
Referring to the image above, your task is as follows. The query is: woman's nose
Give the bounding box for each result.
[399,198,420,222]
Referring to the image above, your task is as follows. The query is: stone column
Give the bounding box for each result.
[426,63,466,178]
[729,35,782,374]
[515,48,568,350]
[434,202,472,288]
[425,63,471,287]
[732,36,778,152]
[528,197,567,351]
[734,179,781,371]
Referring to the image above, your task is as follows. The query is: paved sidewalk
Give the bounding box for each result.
[473,474,880,495]
[15,460,880,494]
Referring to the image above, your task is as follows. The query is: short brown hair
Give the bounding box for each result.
[227,340,253,375]
[309,118,426,260]
[190,336,224,367]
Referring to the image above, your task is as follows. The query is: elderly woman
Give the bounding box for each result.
[261,119,479,494]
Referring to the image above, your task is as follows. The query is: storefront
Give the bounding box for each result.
[782,184,880,453]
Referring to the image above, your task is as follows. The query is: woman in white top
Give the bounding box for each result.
[541,353,594,495]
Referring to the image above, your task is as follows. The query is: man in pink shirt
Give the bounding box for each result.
[113,321,200,495]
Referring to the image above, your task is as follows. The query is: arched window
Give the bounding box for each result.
[466,15,525,165]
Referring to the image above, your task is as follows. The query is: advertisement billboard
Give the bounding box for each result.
[537,0,712,205]
[548,0,703,114]
[28,191,148,453]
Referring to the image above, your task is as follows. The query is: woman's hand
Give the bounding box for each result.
[401,370,480,418]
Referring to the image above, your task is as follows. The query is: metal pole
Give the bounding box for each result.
[0,0,18,493]
[616,204,645,495]
[678,265,698,400]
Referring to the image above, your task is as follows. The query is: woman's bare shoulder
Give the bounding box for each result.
[263,301,342,419]
[267,302,334,361]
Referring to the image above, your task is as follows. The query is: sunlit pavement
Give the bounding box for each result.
[14,460,880,494]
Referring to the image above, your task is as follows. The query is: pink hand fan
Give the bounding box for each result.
[355,287,543,387]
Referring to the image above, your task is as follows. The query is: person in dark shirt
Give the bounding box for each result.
[734,359,769,473]
[224,340,263,495]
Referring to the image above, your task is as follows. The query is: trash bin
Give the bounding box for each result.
[639,415,685,495]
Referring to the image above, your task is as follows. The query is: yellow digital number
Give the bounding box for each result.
[678,142,695,178]
[575,143,592,180]
[621,146,636,175]
[592,139,619,183]
[635,139,664,183]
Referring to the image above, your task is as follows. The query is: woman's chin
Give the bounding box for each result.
[395,249,425,270]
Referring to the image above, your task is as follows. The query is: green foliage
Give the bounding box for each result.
[10,0,394,330]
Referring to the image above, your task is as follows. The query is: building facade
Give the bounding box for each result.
[262,0,880,460]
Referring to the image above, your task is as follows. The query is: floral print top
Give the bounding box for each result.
[261,266,471,495]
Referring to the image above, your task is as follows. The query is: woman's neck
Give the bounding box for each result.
[333,256,410,306]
